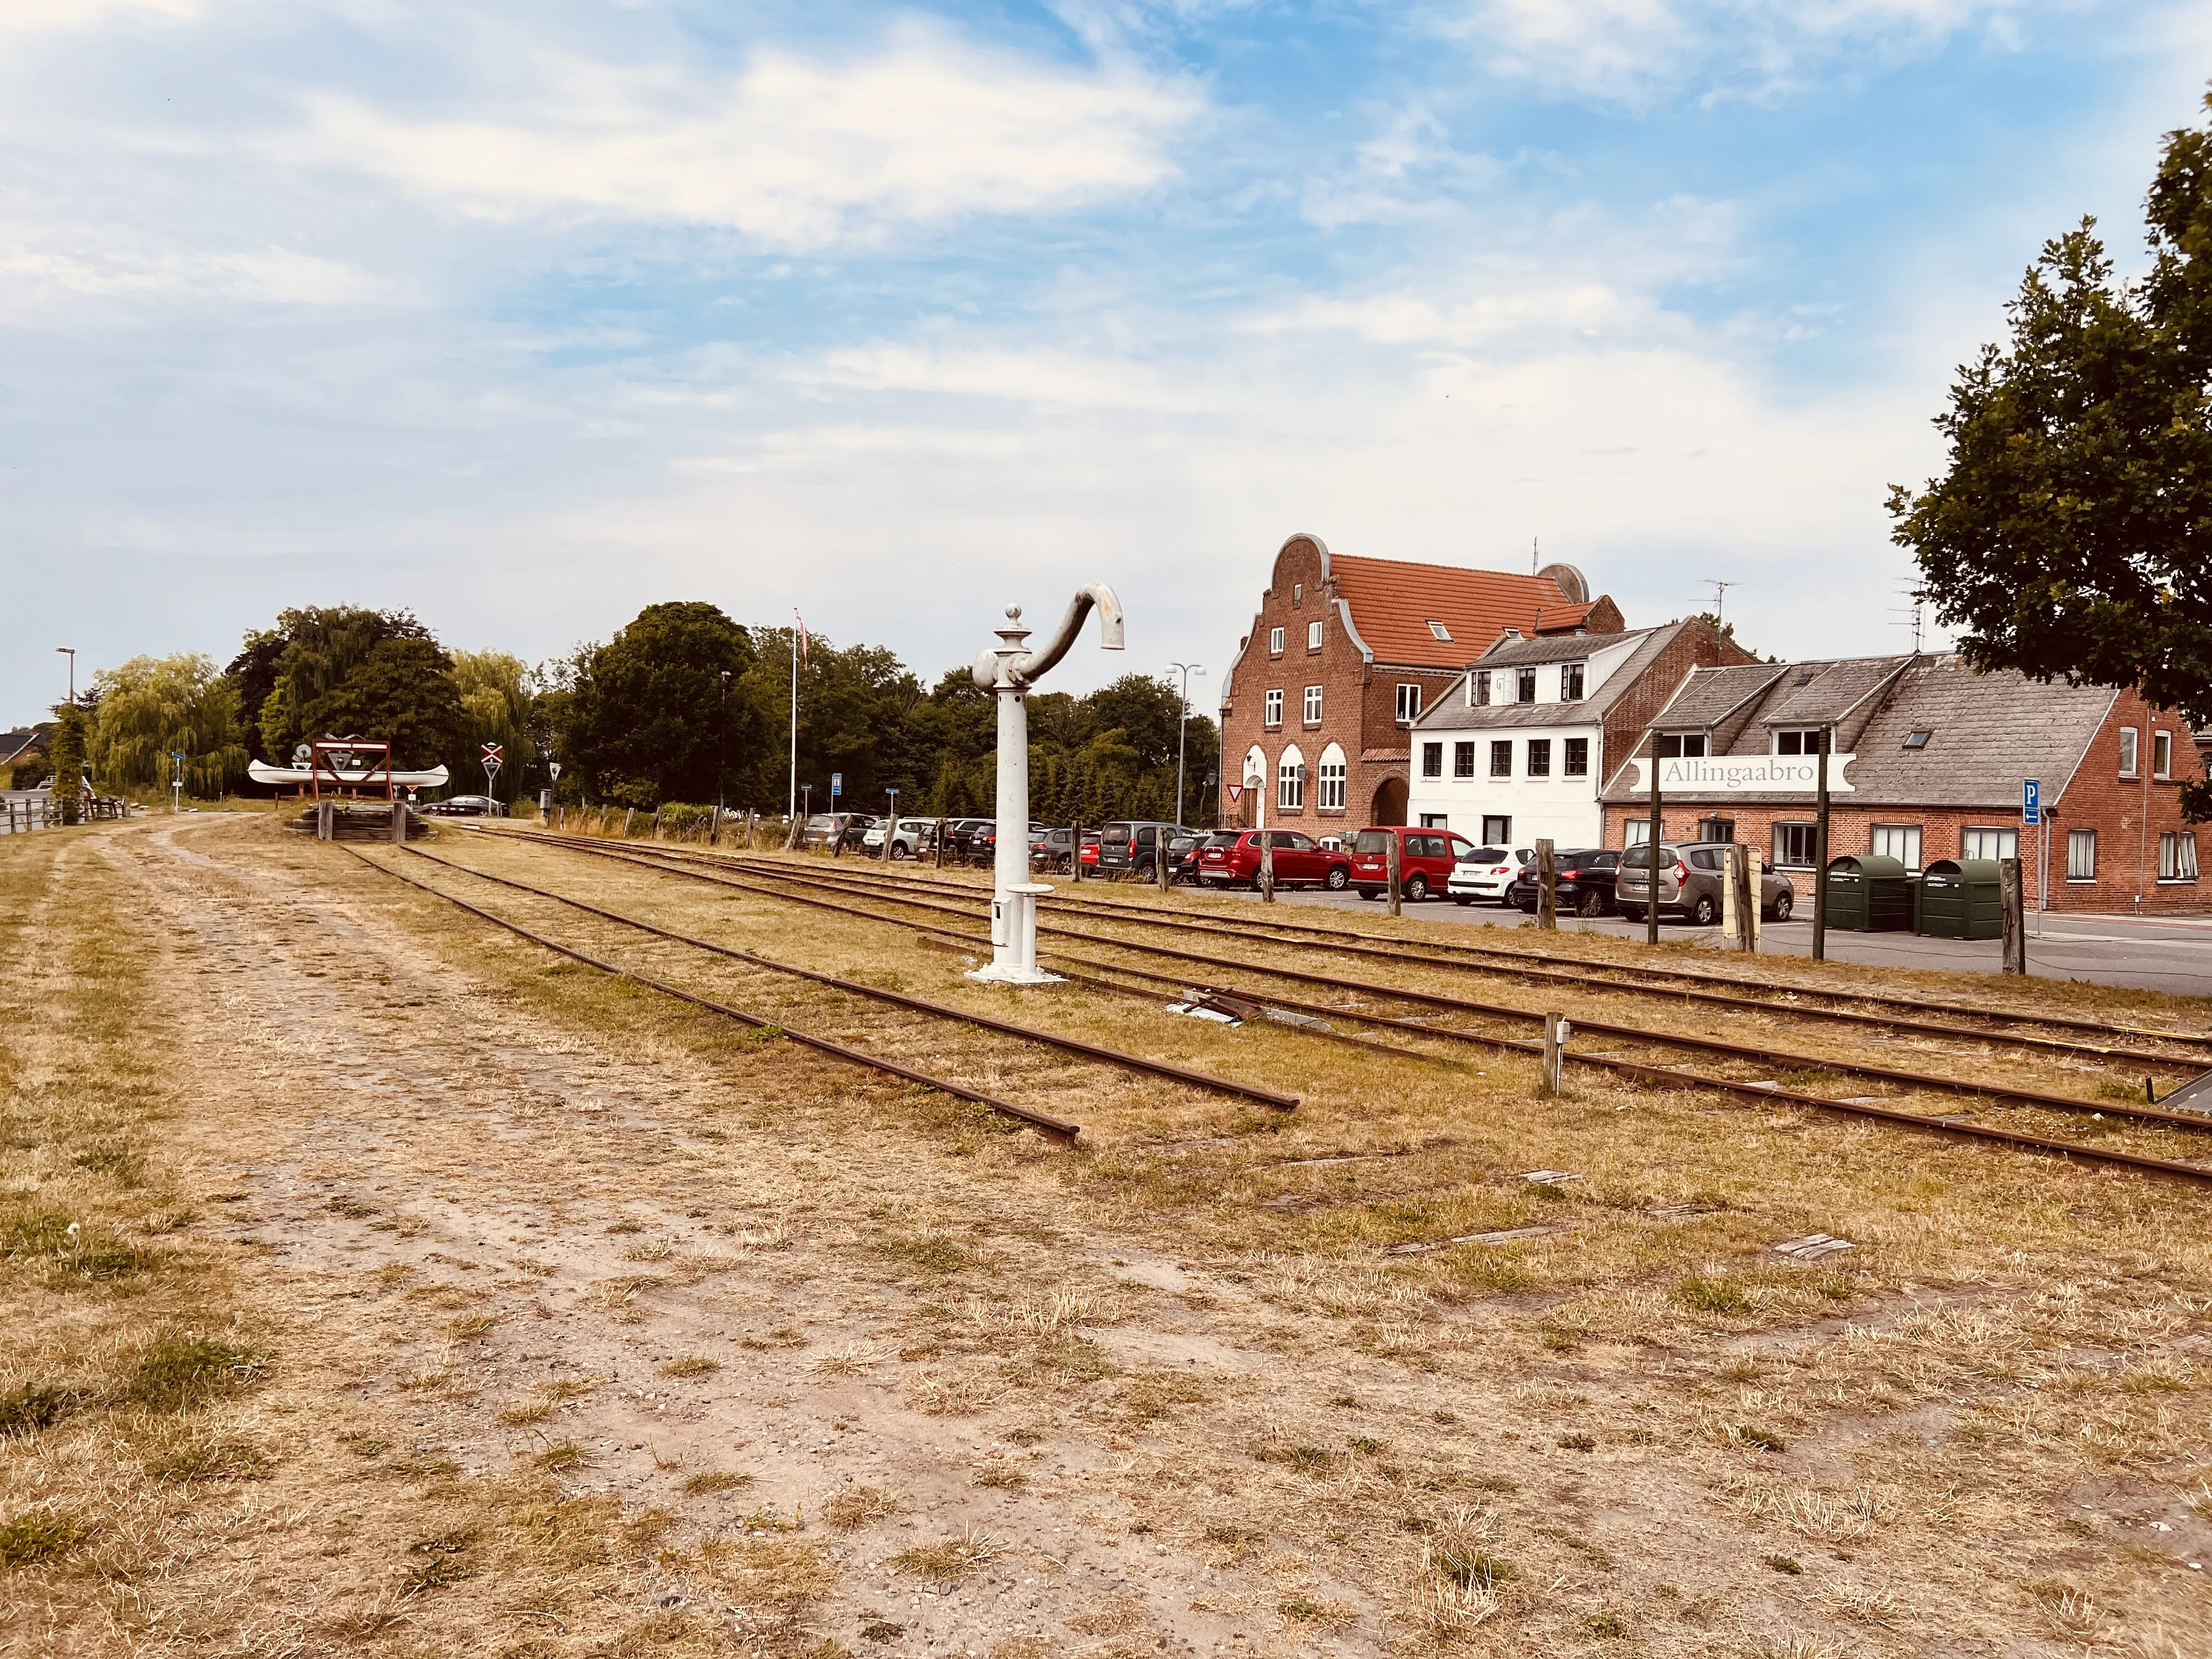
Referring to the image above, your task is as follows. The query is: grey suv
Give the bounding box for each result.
[1615,842,1796,926]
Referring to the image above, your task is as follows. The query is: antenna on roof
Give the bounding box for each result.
[1531,536,1538,576]
[1703,580,1735,625]
[1889,584,1925,652]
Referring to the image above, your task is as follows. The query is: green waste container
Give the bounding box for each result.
[1821,854,1915,932]
[1916,857,2004,939]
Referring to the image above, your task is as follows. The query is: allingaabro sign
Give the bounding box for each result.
[1626,754,1857,795]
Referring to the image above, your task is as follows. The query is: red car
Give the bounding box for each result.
[1194,830,1353,890]
[1348,826,1479,902]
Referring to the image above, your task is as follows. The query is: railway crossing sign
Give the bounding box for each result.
[2022,778,2040,825]
[481,742,503,788]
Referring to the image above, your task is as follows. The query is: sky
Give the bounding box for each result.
[5,0,2210,721]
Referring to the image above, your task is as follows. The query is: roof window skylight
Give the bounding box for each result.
[1427,620,1452,641]
[1903,730,1932,749]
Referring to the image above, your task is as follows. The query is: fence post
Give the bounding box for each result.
[1158,830,1171,894]
[1260,828,1275,904]
[1542,1012,1567,1096]
[2000,857,2027,975]
[391,803,407,844]
[1536,838,1556,930]
[1386,832,1400,917]
[1070,821,1082,883]
[316,800,334,841]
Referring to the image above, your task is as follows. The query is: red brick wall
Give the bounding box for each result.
[1598,620,1758,790]
[1600,688,2211,915]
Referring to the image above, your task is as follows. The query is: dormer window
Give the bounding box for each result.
[1471,672,1491,707]
[1773,728,1826,755]
[1561,662,1585,702]
[1656,733,1708,758]
[1516,669,1537,704]
[1427,620,1452,642]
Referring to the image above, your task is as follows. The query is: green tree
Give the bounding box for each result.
[87,654,247,797]
[245,607,449,766]
[564,603,759,809]
[449,650,538,804]
[1891,92,2212,815]
[301,636,465,769]
[46,705,90,822]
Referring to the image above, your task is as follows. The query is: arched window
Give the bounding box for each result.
[1317,743,1347,811]
[1278,745,1306,811]
[1243,746,1268,791]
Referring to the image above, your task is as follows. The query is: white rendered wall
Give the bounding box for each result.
[1406,720,1607,847]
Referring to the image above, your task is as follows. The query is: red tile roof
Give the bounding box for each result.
[1329,555,1593,668]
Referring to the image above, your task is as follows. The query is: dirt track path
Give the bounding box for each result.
[91,814,1401,1656]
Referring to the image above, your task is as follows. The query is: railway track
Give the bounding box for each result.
[686,845,2212,1063]
[477,830,2212,1183]
[349,844,1305,1142]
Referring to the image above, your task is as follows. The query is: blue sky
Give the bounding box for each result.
[5,0,2209,720]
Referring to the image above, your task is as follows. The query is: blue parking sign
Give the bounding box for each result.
[831,772,842,798]
[2023,778,2040,825]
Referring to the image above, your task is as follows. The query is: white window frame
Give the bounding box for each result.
[2154,730,2173,780]
[1427,620,1452,642]
[1307,619,1323,651]
[1278,753,1305,811]
[1269,627,1285,657]
[2119,726,2139,778]
[2067,827,2097,882]
[2160,830,2198,883]
[1263,689,1283,728]
[1317,752,1346,811]
[1962,826,2019,862]
[1471,672,1491,707]
[1302,685,1323,725]
[1624,819,1652,846]
[1516,669,1537,704]
[1773,727,1825,756]
[1657,733,1708,759]
[1395,683,1422,724]
[1560,663,1585,702]
[1773,823,1819,868]
[1870,823,1922,871]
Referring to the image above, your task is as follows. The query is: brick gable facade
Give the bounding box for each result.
[1218,533,1623,829]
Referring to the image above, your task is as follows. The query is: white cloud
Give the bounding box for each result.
[298,22,1204,247]
[0,223,399,309]
[1449,0,2030,104]
[790,342,1219,411]
[0,0,200,38]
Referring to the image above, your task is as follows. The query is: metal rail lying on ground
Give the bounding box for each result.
[487,831,2212,1185]
[398,842,1295,1111]
[696,845,2212,1059]
[343,847,1080,1141]
[479,831,2212,1178]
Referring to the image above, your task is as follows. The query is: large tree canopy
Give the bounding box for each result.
[563,602,759,809]
[88,653,247,797]
[1891,92,2212,814]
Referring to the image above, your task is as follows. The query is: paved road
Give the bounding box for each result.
[1180,882,2212,998]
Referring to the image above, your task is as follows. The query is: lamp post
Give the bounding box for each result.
[1168,662,1205,827]
[55,647,74,704]
[716,670,731,844]
[883,786,899,860]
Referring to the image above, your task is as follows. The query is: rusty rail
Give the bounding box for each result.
[398,842,1294,1111]
[344,847,1079,1140]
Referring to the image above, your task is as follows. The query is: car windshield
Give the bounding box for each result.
[1620,845,1671,867]
[1204,833,1241,849]
[1463,847,1505,864]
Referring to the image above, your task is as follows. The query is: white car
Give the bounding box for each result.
[1447,845,1533,906]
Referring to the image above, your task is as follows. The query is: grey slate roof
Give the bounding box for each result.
[1601,654,2119,808]
[1474,632,1615,668]
[1414,624,1680,734]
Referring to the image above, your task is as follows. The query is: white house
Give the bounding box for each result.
[1404,619,1751,847]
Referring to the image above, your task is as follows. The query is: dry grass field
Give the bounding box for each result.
[3,812,2210,1658]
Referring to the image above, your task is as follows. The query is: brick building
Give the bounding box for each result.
[1597,654,2209,914]
[1404,617,1755,848]
[1218,533,1624,830]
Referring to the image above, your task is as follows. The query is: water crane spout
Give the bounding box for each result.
[968,582,1125,985]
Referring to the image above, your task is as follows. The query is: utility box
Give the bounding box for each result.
[1916,857,2004,939]
[1822,854,1914,932]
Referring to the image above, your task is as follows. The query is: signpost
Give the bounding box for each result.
[481,741,503,800]
[170,751,184,815]
[2024,777,2044,931]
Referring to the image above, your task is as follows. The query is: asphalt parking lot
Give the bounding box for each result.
[1186,881,2212,998]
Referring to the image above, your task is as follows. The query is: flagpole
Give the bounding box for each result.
[788,615,800,822]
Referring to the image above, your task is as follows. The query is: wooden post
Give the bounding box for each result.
[1536,838,1557,930]
[934,818,946,868]
[1542,1012,1566,1096]
[1813,731,1832,962]
[1260,827,1275,904]
[1157,828,1171,894]
[1726,845,1757,952]
[391,803,407,844]
[1385,830,1400,916]
[1070,820,1083,883]
[2000,856,2027,975]
[1646,752,1662,946]
[316,800,334,841]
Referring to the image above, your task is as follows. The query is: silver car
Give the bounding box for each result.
[1615,842,1795,926]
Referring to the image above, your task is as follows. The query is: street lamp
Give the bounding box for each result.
[55,647,74,704]
[717,670,731,840]
[1167,662,1205,827]
[883,786,899,860]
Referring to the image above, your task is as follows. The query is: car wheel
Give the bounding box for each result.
[890,843,909,860]
[1357,887,1382,900]
[1406,874,1429,901]
[1690,894,1719,927]
[1577,888,1605,918]
[1325,865,1350,891]
[1768,892,1794,922]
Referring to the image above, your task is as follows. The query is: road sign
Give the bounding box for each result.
[831,772,842,798]
[2023,778,2041,825]
[548,760,561,783]
[481,742,503,762]
[1226,784,1243,803]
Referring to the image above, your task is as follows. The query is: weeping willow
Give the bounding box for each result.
[89,654,248,797]
[450,650,538,802]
